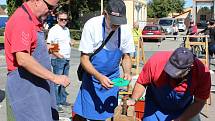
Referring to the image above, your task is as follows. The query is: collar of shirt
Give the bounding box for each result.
[23,2,43,31]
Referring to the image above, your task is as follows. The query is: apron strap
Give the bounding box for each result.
[149,71,193,106]
[21,5,32,21]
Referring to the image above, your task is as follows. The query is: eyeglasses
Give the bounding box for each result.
[43,0,57,11]
[59,18,68,22]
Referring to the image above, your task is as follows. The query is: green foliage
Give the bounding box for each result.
[0,36,4,43]
[6,0,23,16]
[70,29,82,40]
[147,0,185,18]
[6,0,108,29]
[0,28,5,36]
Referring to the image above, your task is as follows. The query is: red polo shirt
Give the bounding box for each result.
[4,2,43,71]
[137,51,211,100]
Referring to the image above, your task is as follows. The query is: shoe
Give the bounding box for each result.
[57,105,64,113]
[61,102,71,106]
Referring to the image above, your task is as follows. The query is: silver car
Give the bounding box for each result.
[158,18,177,35]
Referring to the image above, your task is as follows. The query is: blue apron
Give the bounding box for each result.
[143,73,193,121]
[73,18,122,120]
[6,6,58,120]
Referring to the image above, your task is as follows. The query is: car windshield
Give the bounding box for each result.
[144,26,158,31]
[178,22,183,24]
[159,19,173,26]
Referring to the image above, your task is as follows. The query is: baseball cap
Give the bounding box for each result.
[106,0,127,25]
[164,47,194,78]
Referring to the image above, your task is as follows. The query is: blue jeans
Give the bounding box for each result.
[209,44,215,56]
[51,58,70,105]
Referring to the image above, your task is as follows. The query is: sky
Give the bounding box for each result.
[184,0,193,8]
[0,0,6,5]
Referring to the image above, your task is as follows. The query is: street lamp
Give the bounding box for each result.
[135,1,143,22]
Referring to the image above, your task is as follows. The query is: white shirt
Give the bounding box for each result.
[47,24,71,59]
[79,15,135,54]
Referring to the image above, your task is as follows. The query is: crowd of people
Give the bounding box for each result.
[3,0,212,121]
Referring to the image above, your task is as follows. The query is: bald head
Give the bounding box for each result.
[27,0,59,21]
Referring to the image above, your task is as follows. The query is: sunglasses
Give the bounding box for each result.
[43,0,57,11]
[59,18,68,21]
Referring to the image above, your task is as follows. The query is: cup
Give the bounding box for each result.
[50,40,59,52]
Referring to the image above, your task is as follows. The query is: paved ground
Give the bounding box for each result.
[0,37,215,121]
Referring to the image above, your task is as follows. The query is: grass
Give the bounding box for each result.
[0,36,4,43]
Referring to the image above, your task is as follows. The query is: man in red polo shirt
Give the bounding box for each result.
[4,0,70,120]
[128,47,211,121]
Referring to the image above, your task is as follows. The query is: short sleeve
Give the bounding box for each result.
[137,58,153,86]
[78,21,94,54]
[47,27,55,43]
[10,22,33,54]
[194,64,211,100]
[120,25,135,53]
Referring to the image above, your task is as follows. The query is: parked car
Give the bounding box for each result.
[158,17,177,35]
[142,24,165,42]
[177,21,186,32]
[0,15,8,28]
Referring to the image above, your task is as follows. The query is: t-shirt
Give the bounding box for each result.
[137,51,211,100]
[47,24,71,59]
[132,28,142,45]
[79,15,135,54]
[4,3,42,71]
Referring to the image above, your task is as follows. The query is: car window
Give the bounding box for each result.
[159,19,173,26]
[178,22,183,24]
[144,26,158,30]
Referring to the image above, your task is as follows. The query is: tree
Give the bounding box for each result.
[6,0,24,16]
[147,0,185,18]
[6,0,107,29]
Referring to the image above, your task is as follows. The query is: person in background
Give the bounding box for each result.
[47,11,72,112]
[4,0,70,120]
[132,21,142,58]
[72,0,135,120]
[186,21,198,42]
[127,47,211,121]
[47,11,57,29]
[199,19,215,57]
[173,23,179,40]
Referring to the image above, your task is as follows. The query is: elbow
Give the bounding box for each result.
[16,57,26,67]
[15,52,28,67]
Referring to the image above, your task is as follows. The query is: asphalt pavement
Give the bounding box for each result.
[0,37,215,121]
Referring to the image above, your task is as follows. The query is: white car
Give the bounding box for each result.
[178,21,186,32]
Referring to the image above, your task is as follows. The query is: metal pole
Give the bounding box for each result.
[101,0,103,15]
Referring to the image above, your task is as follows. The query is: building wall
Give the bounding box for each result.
[193,0,215,24]
[124,0,147,28]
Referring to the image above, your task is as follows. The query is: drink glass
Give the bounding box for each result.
[51,40,59,52]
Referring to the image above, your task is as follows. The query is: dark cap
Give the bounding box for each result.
[106,0,127,25]
[164,47,194,78]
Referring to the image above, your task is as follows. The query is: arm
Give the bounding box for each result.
[127,82,146,106]
[121,53,132,80]
[174,97,205,121]
[80,53,113,89]
[16,52,70,87]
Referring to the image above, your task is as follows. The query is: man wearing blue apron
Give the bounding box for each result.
[4,0,70,120]
[73,0,135,120]
[128,47,211,121]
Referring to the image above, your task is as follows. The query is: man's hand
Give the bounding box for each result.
[53,75,71,87]
[121,73,132,81]
[98,75,114,89]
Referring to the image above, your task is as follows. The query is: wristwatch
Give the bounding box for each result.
[130,98,138,103]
